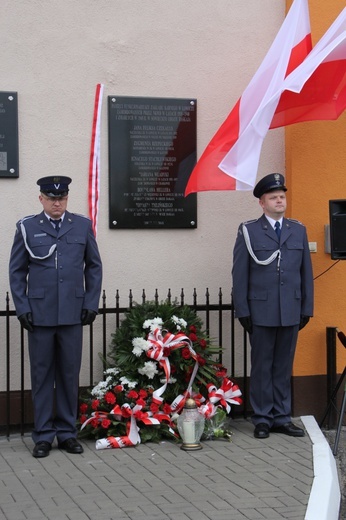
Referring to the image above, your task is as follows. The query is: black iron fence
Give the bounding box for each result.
[1,288,251,437]
[2,288,342,437]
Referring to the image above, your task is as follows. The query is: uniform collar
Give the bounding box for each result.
[44,212,66,223]
[265,215,283,230]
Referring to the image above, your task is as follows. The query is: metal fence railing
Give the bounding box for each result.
[1,288,251,437]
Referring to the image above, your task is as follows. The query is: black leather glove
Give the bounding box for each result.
[299,315,310,331]
[18,312,34,332]
[81,309,97,326]
[239,316,253,334]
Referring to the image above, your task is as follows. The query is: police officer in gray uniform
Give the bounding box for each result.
[9,176,102,457]
[232,173,313,439]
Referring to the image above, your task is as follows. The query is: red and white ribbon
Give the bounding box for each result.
[199,402,218,419]
[80,410,109,430]
[207,378,242,414]
[146,328,197,405]
[170,380,205,416]
[88,83,104,237]
[94,403,175,450]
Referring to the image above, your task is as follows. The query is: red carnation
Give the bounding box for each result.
[181,347,191,359]
[215,367,227,378]
[113,385,123,393]
[91,399,100,410]
[79,403,88,414]
[101,419,111,429]
[136,398,146,407]
[79,414,88,424]
[197,354,206,366]
[150,402,160,413]
[189,325,196,333]
[139,389,148,399]
[90,418,99,428]
[199,339,207,349]
[104,391,116,404]
[134,410,146,421]
[189,333,198,342]
[127,390,139,399]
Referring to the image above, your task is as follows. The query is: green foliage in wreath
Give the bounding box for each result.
[78,301,231,443]
[107,301,223,403]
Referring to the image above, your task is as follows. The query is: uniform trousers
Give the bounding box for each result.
[28,324,83,444]
[249,324,299,427]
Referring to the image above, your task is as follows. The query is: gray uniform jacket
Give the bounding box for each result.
[232,214,313,327]
[9,210,103,326]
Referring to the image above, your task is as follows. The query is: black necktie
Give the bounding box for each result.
[50,218,61,231]
[274,221,281,239]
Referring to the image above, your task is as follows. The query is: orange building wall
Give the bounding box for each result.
[286,0,346,377]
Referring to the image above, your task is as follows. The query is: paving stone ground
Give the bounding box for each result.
[0,418,319,520]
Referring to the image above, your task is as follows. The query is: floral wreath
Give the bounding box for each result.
[78,301,242,449]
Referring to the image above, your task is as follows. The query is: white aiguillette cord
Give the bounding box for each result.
[242,224,281,268]
[20,217,57,260]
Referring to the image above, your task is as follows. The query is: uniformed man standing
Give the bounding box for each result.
[9,176,103,457]
[232,173,313,439]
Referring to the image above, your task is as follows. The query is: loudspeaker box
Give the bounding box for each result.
[329,199,346,259]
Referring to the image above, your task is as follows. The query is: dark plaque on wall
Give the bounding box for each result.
[0,92,19,178]
[108,96,197,229]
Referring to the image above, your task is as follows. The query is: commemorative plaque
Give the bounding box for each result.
[0,92,19,178]
[108,96,197,229]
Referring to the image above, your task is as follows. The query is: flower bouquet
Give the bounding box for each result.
[78,301,242,449]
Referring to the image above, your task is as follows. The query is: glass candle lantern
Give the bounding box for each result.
[177,397,205,451]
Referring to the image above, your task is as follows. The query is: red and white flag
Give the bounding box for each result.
[271,8,346,128]
[88,83,104,236]
[184,0,311,196]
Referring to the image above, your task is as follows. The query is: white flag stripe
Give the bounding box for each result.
[89,84,104,236]
[253,9,346,128]
[218,0,311,190]
[282,9,346,94]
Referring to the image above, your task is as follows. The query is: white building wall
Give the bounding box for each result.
[0,0,285,389]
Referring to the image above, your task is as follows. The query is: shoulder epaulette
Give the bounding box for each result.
[18,214,37,225]
[72,213,91,220]
[286,218,304,226]
[242,218,259,225]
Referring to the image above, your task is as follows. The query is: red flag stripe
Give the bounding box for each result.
[271,9,346,129]
[271,59,346,127]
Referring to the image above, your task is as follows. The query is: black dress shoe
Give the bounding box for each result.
[254,423,270,439]
[33,441,51,458]
[271,422,305,437]
[58,438,84,454]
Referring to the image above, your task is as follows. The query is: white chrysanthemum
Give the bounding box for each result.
[104,367,120,376]
[91,380,109,398]
[172,315,187,330]
[143,317,163,332]
[132,345,143,357]
[120,376,137,389]
[132,337,151,356]
[138,361,159,379]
